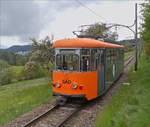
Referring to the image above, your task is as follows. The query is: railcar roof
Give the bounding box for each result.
[52,38,124,48]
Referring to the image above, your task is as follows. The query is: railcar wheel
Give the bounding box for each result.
[56,96,68,106]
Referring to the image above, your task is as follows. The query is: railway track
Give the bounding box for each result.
[124,55,134,68]
[22,55,134,127]
[22,102,83,127]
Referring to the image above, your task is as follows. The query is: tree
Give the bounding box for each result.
[0,50,27,65]
[141,3,150,58]
[0,60,13,85]
[75,23,118,41]
[20,61,45,80]
[29,36,54,70]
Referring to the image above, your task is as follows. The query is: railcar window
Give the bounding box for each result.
[101,50,105,63]
[112,49,115,63]
[60,49,75,54]
[56,54,79,71]
[80,49,92,71]
[81,56,90,71]
[80,49,91,71]
[91,49,98,71]
[110,49,112,64]
[56,54,62,70]
[81,49,90,55]
[107,49,111,63]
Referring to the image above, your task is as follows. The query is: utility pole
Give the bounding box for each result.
[135,3,138,71]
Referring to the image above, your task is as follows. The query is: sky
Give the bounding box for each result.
[0,0,145,48]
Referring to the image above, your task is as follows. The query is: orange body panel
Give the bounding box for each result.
[52,38,124,48]
[52,71,98,100]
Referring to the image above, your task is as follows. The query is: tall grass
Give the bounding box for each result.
[0,78,52,125]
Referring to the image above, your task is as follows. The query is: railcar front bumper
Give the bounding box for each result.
[53,92,85,98]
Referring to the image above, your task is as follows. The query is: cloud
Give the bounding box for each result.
[0,36,30,48]
[0,1,41,40]
[39,0,142,40]
[0,0,144,47]
[0,0,78,44]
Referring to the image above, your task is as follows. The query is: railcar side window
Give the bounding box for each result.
[56,54,62,70]
[56,54,79,71]
[91,49,98,71]
[81,56,90,71]
[80,49,91,71]
[81,49,90,55]
[107,49,111,63]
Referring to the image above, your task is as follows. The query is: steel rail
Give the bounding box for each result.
[22,102,82,127]
[55,104,83,127]
[124,55,134,68]
[22,103,59,127]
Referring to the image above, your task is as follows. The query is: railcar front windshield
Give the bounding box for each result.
[55,49,79,71]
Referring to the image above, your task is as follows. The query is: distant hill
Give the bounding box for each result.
[6,45,32,52]
[1,45,32,55]
[118,38,140,45]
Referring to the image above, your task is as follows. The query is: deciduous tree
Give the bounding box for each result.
[29,36,54,70]
[77,23,118,41]
[141,3,150,58]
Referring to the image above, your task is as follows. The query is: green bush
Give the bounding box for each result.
[0,60,10,70]
[0,68,13,85]
[0,60,46,85]
[0,60,13,85]
[20,61,45,80]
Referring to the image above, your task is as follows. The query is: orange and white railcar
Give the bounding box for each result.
[52,38,124,100]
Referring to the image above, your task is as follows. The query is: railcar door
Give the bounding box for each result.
[97,49,106,95]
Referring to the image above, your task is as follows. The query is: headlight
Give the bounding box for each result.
[55,82,61,88]
[72,83,78,89]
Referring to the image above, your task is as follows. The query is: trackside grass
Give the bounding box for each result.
[124,51,133,61]
[0,78,52,125]
[95,54,150,127]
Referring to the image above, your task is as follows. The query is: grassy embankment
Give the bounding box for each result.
[95,54,150,127]
[0,77,52,125]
